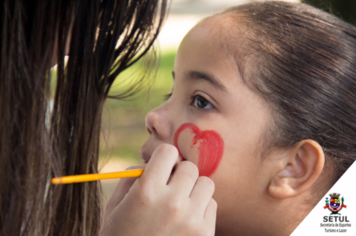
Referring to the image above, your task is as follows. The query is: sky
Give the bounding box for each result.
[157,0,301,49]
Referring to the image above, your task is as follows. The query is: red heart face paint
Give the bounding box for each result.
[174,123,224,177]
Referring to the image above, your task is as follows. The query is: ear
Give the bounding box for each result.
[268,140,325,199]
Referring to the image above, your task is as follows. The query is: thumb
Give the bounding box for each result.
[104,165,144,215]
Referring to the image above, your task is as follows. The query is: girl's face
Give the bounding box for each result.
[141,18,274,232]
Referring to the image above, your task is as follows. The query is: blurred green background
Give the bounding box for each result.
[303,0,356,26]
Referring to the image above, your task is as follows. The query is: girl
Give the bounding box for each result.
[141,1,356,235]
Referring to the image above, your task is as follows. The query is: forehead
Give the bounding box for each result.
[179,16,234,56]
[175,16,242,83]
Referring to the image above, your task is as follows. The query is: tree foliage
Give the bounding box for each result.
[303,0,356,25]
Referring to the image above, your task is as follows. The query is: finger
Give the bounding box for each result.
[168,161,199,197]
[105,165,143,215]
[204,198,217,233]
[140,144,179,187]
[189,176,215,217]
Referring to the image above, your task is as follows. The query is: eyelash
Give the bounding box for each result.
[163,92,172,101]
[163,92,214,110]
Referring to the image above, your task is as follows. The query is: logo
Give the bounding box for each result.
[324,193,347,215]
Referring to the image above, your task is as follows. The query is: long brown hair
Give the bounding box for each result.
[222,2,356,180]
[0,0,167,235]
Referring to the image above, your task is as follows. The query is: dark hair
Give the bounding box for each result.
[221,2,356,180]
[0,0,167,235]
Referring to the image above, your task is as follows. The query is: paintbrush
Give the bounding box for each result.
[51,168,144,184]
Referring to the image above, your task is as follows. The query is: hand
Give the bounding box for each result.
[100,144,217,236]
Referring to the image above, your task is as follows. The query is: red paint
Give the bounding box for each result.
[173,123,224,177]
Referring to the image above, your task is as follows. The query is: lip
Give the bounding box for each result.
[140,149,186,164]
[140,151,151,164]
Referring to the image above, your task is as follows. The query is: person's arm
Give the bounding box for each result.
[100,144,217,236]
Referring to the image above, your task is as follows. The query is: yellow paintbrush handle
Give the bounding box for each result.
[51,168,144,184]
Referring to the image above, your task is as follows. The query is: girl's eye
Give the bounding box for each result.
[191,95,213,109]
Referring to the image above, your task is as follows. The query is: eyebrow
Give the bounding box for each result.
[172,71,227,92]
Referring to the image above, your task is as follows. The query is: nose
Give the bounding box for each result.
[145,105,172,141]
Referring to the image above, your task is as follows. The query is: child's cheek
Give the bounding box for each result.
[174,126,200,164]
[174,123,224,177]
